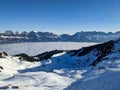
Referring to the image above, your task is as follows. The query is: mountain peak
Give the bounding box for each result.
[1,30,120,43]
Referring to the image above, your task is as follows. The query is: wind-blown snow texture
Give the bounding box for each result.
[0,39,120,90]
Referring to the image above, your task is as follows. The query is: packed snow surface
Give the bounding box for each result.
[0,55,120,90]
[0,42,96,55]
[0,56,85,90]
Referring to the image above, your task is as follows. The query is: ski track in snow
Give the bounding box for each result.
[3,75,38,86]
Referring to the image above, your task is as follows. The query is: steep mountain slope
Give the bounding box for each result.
[1,30,120,43]
[18,39,117,72]
[64,55,120,90]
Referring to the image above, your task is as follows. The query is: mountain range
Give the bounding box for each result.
[1,30,120,43]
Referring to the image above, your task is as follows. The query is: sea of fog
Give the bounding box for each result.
[0,42,97,56]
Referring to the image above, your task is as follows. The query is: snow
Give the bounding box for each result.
[64,52,120,90]
[0,56,40,75]
[52,52,66,57]
[0,35,26,39]
[1,55,120,90]
[0,42,96,55]
[0,42,120,90]
[0,42,95,90]
[0,56,84,90]
[65,69,120,90]
[1,72,72,90]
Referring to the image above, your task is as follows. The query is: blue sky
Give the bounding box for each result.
[0,0,120,34]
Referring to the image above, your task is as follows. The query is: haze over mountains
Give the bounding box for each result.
[0,30,120,43]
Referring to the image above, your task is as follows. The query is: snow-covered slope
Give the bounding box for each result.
[64,58,120,90]
[18,40,115,72]
[0,55,84,90]
[0,39,120,89]
[64,39,120,90]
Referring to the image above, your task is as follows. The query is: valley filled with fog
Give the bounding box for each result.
[0,42,97,55]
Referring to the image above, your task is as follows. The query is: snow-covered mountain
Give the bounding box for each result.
[1,30,120,43]
[13,38,119,72]
[0,38,120,89]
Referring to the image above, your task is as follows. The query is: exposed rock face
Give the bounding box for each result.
[1,30,120,43]
[0,85,19,89]
[0,52,8,58]
[0,66,4,70]
[34,50,65,61]
[69,40,115,66]
[4,30,14,36]
[20,31,28,36]
[14,53,37,62]
[15,31,20,36]
[28,31,38,42]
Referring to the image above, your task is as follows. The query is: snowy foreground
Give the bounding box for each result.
[0,41,120,90]
[0,56,83,90]
[0,54,120,90]
[0,42,96,55]
[0,42,96,90]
